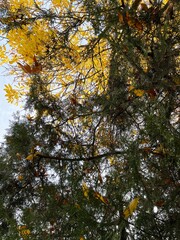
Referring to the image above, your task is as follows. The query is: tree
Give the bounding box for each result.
[0,0,179,239]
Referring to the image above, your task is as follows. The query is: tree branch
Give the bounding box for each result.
[37,151,125,162]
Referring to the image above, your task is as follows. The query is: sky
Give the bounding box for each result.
[0,67,20,142]
[0,26,21,143]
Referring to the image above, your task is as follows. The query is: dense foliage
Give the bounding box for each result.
[0,0,179,239]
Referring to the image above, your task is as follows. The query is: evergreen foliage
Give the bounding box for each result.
[0,0,179,239]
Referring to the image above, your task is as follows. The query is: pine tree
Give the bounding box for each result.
[0,0,179,239]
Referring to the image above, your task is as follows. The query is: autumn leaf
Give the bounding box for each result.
[118,12,124,24]
[133,89,145,97]
[26,150,41,161]
[123,197,139,219]
[17,57,42,74]
[18,175,23,181]
[133,20,144,31]
[32,55,42,73]
[146,89,157,99]
[4,84,19,103]
[52,0,70,8]
[155,200,165,207]
[80,237,85,240]
[82,181,89,200]
[26,154,34,161]
[128,85,145,97]
[0,45,8,65]
[118,12,143,31]
[18,225,31,237]
[108,156,116,165]
[17,62,32,74]
[125,13,135,27]
[162,0,169,5]
[18,225,27,230]
[94,191,109,205]
[128,85,134,92]
[21,229,31,236]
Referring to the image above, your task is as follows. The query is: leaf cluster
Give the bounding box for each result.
[0,0,179,239]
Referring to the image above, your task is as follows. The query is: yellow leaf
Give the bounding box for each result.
[26,154,34,161]
[108,156,116,165]
[82,181,89,200]
[18,225,31,236]
[94,191,109,205]
[21,229,31,236]
[133,89,145,97]
[123,197,139,219]
[9,0,34,12]
[4,84,19,104]
[128,85,134,92]
[119,0,133,7]
[52,0,70,8]
[0,45,8,65]
[162,0,169,5]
